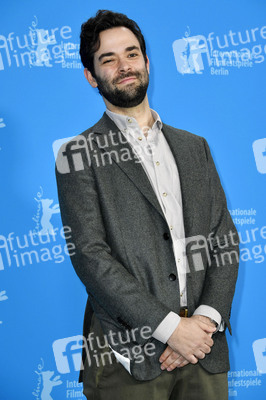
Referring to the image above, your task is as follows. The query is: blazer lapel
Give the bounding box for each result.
[88,114,196,234]
[87,113,165,220]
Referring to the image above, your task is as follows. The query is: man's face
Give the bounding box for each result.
[87,27,149,108]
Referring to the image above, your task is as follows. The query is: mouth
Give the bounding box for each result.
[118,76,137,85]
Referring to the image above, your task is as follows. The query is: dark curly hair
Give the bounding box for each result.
[79,10,147,77]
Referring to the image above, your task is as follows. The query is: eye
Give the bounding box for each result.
[128,53,138,58]
[102,59,112,64]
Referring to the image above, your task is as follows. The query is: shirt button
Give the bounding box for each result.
[138,136,142,141]
[177,258,180,263]
[156,161,160,166]
[163,232,170,240]
[168,273,176,281]
[163,192,167,197]
[170,226,173,230]
[127,118,132,123]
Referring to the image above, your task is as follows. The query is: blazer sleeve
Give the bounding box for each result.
[197,138,239,334]
[55,155,171,345]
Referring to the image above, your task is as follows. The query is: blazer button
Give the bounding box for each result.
[163,232,170,240]
[169,273,176,281]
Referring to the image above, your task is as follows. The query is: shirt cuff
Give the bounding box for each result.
[193,305,224,333]
[152,311,181,343]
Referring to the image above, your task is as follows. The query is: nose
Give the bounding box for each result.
[117,57,131,73]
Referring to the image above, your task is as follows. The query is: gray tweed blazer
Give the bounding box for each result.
[55,112,239,382]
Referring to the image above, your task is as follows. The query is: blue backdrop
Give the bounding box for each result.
[1,1,265,399]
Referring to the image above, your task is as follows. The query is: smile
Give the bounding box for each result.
[118,77,137,84]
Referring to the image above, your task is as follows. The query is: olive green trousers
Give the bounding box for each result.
[83,357,228,400]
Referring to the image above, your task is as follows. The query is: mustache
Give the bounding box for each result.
[113,71,142,84]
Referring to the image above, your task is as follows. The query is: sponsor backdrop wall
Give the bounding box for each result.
[0,0,265,399]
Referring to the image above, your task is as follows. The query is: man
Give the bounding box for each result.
[56,10,239,400]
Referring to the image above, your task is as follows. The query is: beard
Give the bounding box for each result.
[94,66,149,108]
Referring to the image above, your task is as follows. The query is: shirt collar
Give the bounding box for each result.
[105,108,163,135]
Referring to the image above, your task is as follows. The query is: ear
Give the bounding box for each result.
[145,55,150,74]
[84,68,98,88]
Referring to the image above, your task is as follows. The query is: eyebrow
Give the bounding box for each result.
[98,46,140,62]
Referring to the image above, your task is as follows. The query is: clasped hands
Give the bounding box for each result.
[159,315,216,372]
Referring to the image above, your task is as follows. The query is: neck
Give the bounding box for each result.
[105,95,154,130]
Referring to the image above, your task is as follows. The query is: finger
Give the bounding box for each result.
[192,315,213,327]
[159,346,173,363]
[199,343,211,354]
[161,352,181,370]
[194,350,206,360]
[186,354,198,364]
[198,321,216,333]
[166,355,189,371]
[177,359,189,368]
[176,358,189,368]
[160,349,184,370]
[166,357,185,371]
[201,334,214,347]
[206,336,214,347]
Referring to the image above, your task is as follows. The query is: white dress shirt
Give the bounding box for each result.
[105,108,223,372]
